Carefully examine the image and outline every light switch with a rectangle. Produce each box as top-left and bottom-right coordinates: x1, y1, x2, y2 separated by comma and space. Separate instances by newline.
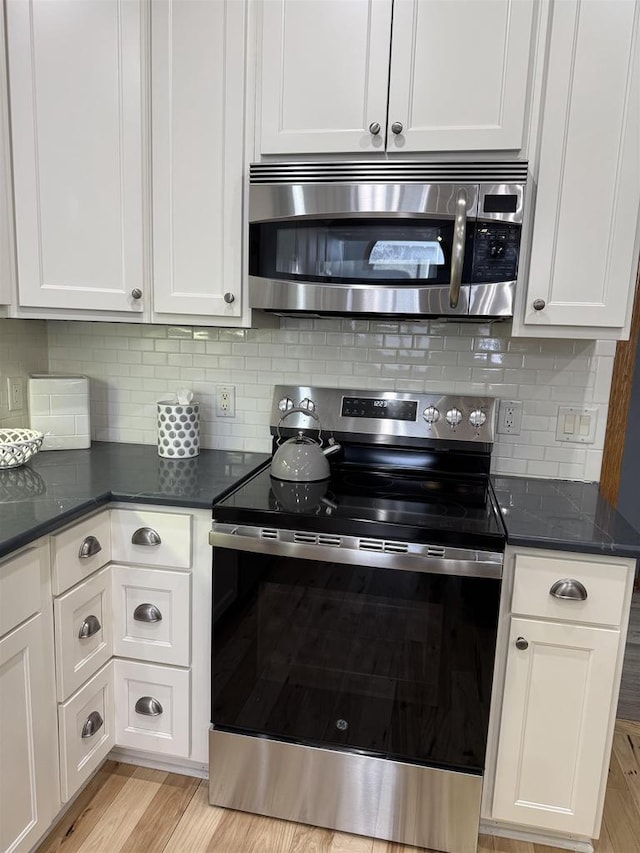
556, 406, 598, 444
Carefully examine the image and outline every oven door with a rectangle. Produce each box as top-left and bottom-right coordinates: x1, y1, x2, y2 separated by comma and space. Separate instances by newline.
211, 526, 500, 775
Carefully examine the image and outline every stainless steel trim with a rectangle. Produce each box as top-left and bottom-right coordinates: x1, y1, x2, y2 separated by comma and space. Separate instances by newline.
210, 523, 503, 579
249, 160, 528, 184
133, 603, 163, 623
249, 182, 480, 222
449, 189, 467, 309
78, 535, 102, 559
81, 711, 103, 738
78, 614, 101, 639
209, 729, 482, 853
134, 696, 163, 717
549, 578, 588, 601
131, 526, 162, 546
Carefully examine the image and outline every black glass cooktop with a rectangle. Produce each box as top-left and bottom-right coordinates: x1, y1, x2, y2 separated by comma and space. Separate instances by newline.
214, 462, 506, 550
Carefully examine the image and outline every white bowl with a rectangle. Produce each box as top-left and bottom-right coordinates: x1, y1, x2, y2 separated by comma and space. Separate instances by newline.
0, 428, 44, 468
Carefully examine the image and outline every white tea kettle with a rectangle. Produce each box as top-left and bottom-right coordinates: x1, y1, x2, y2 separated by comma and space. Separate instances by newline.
270, 407, 341, 482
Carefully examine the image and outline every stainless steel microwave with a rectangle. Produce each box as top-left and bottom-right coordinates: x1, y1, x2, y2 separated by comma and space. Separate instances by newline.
248, 161, 527, 320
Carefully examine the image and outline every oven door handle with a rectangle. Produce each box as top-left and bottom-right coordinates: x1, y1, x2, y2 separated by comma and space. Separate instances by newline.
449, 189, 468, 310
210, 523, 502, 580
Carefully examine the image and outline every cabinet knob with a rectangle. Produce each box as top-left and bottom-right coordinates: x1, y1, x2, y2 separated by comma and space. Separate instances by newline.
368, 121, 381, 135
515, 637, 529, 650
391, 121, 404, 135
532, 298, 546, 311
81, 711, 104, 738
131, 527, 162, 546
131, 288, 142, 300
133, 603, 163, 623
549, 578, 588, 601
223, 292, 235, 304
135, 696, 163, 717
78, 614, 102, 639
78, 535, 102, 559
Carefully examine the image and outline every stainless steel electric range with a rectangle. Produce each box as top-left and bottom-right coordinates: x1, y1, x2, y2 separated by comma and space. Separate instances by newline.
209, 386, 505, 853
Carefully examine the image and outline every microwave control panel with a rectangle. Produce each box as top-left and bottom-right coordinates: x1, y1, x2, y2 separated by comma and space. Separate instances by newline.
471, 222, 521, 283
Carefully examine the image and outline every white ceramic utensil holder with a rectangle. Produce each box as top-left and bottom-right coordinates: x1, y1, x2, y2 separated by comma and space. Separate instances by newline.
157, 400, 200, 458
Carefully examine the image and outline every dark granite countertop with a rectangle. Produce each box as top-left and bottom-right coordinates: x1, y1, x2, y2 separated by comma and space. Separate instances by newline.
0, 442, 269, 559
1, 444, 638, 562
491, 475, 640, 559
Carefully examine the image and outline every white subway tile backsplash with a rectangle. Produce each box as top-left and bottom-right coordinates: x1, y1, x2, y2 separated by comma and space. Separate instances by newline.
44, 318, 617, 481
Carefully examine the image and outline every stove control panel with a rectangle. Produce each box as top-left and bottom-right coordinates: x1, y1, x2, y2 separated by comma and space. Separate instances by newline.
272, 386, 497, 445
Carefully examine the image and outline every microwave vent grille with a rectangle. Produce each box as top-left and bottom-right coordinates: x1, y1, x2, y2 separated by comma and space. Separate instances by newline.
250, 161, 528, 185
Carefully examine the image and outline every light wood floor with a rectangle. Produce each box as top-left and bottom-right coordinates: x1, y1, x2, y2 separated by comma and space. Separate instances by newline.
37, 721, 639, 853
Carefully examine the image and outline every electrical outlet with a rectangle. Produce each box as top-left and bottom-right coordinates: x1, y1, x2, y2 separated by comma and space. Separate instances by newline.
215, 385, 236, 418
7, 377, 25, 412
497, 399, 523, 435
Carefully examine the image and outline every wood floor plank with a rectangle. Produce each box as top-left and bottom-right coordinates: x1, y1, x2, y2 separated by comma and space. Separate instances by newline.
372, 838, 432, 852
601, 787, 640, 853
289, 822, 334, 853
592, 818, 615, 853
118, 772, 199, 853
77, 767, 168, 852
205, 804, 267, 852
328, 830, 374, 852
606, 738, 629, 790
163, 781, 227, 852
476, 835, 495, 852
35, 762, 137, 853
491, 837, 536, 853
237, 812, 298, 853
612, 728, 640, 813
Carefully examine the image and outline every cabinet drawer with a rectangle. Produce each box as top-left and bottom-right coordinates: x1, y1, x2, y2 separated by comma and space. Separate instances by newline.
51, 511, 111, 595
0, 547, 43, 637
58, 661, 114, 803
111, 509, 192, 569
112, 565, 190, 666
54, 566, 113, 701
512, 554, 628, 626
114, 659, 190, 757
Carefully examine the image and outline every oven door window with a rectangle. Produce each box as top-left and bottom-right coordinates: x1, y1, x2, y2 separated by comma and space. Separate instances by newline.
212, 549, 499, 775
249, 219, 474, 285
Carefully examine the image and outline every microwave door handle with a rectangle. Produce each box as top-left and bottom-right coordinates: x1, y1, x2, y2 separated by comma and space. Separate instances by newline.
449, 189, 468, 309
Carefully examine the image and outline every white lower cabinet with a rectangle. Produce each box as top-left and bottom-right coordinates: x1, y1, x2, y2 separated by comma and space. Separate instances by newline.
0, 543, 59, 853
488, 547, 636, 845
58, 662, 115, 802
114, 659, 190, 757
492, 618, 620, 835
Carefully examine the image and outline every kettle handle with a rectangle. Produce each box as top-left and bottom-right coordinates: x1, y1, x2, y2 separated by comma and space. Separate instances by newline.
276, 406, 322, 445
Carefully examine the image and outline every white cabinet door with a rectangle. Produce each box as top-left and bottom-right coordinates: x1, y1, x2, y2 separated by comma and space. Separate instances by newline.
0, 6, 14, 307
0, 614, 59, 853
492, 617, 620, 836
6, 0, 146, 314
259, 0, 392, 155
151, 0, 245, 320
516, 0, 640, 337
388, 0, 534, 153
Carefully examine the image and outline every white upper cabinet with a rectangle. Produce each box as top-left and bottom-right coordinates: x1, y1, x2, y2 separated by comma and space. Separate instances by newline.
151, 0, 246, 321
257, 0, 534, 156
514, 0, 640, 339
6, 0, 146, 315
387, 0, 534, 153
0, 5, 14, 307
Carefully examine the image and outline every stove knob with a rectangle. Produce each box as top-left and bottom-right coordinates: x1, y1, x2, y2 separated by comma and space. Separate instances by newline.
298, 397, 316, 413
469, 409, 487, 428
423, 405, 440, 425
445, 407, 463, 428
278, 397, 294, 414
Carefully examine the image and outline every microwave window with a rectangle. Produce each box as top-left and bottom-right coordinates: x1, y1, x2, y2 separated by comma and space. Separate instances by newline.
250, 219, 463, 285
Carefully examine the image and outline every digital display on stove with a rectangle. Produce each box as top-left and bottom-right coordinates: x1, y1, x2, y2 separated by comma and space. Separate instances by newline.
341, 397, 417, 421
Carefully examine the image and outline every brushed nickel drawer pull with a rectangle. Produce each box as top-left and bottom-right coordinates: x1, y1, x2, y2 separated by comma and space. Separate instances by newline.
81, 711, 104, 738
131, 527, 162, 546
549, 578, 588, 601
133, 603, 163, 623
135, 696, 163, 717
78, 535, 102, 559
78, 614, 102, 639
